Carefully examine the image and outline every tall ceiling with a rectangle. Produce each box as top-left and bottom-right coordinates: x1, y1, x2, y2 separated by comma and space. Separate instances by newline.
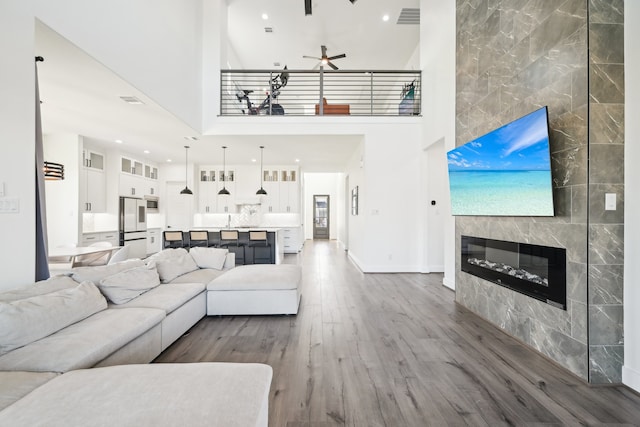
36, 0, 419, 171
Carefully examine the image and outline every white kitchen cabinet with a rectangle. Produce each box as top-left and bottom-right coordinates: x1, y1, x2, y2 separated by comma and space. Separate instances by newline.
281, 226, 303, 253
198, 181, 218, 213
120, 156, 158, 197
279, 169, 299, 213
81, 231, 118, 247
214, 167, 236, 213
147, 228, 162, 255
80, 150, 106, 212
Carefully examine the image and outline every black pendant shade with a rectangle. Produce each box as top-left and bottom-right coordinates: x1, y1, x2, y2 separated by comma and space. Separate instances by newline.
180, 145, 193, 195
218, 146, 230, 195
256, 145, 267, 195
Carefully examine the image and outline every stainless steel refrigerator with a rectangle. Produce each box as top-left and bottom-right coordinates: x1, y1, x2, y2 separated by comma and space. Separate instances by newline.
119, 197, 147, 258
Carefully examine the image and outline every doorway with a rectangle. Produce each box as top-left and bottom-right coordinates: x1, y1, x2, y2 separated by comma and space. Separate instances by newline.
313, 195, 330, 239
165, 181, 193, 231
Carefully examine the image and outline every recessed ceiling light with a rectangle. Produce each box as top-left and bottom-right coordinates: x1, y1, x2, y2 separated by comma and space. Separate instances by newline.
114, 139, 123, 144
295, 158, 300, 163
251, 158, 257, 163
382, 14, 390, 22
166, 159, 172, 163
261, 13, 268, 20
143, 150, 150, 154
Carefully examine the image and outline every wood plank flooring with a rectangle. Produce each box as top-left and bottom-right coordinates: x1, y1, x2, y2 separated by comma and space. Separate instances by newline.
154, 241, 640, 426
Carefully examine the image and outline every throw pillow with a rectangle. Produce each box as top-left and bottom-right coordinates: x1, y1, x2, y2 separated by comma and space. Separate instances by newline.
97, 262, 160, 304
71, 259, 145, 284
0, 275, 78, 303
189, 247, 229, 270
155, 253, 199, 283
0, 282, 107, 356
144, 248, 189, 265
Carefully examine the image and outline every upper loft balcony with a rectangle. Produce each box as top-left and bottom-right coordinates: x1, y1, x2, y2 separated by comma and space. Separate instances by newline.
220, 69, 421, 117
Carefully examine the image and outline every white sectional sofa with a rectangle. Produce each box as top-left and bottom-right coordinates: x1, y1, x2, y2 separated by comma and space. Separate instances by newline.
0, 247, 235, 372
0, 247, 276, 426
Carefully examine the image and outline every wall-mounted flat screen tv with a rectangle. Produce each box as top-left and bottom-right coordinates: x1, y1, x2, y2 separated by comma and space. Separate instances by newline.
447, 106, 554, 216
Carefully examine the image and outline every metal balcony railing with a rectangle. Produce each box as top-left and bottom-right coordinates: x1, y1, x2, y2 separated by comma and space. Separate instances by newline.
220, 69, 421, 117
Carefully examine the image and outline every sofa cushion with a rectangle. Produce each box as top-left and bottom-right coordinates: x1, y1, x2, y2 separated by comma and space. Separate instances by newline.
71, 259, 145, 284
0, 371, 59, 411
0, 275, 79, 302
189, 247, 228, 270
207, 264, 301, 291
0, 307, 165, 372
109, 282, 205, 314
97, 262, 161, 305
0, 282, 107, 356
0, 363, 273, 427
155, 253, 199, 283
169, 268, 226, 285
145, 247, 189, 264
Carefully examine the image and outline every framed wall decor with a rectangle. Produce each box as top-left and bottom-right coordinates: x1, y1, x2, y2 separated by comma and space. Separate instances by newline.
351, 186, 358, 215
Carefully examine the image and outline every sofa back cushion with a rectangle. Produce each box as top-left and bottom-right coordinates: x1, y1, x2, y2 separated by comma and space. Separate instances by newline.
97, 262, 161, 305
189, 247, 229, 270
145, 248, 188, 265
155, 253, 199, 283
71, 259, 145, 284
0, 276, 78, 303
0, 282, 107, 356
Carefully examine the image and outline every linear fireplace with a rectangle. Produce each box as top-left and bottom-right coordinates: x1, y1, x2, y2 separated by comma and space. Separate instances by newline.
461, 235, 567, 309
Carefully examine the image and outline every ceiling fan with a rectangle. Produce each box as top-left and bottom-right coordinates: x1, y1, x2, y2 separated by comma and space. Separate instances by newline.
303, 45, 346, 70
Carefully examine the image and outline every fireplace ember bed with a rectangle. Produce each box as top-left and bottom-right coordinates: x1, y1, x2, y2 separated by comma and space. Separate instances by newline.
461, 235, 567, 309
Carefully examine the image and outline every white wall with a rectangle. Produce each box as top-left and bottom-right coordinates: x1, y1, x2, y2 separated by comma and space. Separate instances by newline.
420, 0, 456, 288
303, 173, 342, 240
623, 0, 640, 393
43, 134, 81, 249
0, 2, 36, 289
33, 0, 203, 131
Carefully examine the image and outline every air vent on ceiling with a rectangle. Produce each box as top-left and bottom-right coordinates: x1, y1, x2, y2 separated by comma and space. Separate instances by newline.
274, 62, 281, 67
264, 27, 273, 33
397, 8, 420, 25
119, 96, 144, 105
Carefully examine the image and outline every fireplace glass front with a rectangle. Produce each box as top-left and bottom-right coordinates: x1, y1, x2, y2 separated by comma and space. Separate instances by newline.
461, 235, 566, 309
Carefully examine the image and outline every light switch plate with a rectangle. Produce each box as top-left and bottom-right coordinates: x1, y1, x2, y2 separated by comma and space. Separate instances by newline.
605, 193, 616, 211
0, 198, 19, 213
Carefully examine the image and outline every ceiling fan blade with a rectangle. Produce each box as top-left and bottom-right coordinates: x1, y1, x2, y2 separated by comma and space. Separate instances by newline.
313, 62, 321, 70
303, 55, 320, 59
321, 45, 327, 57
327, 53, 346, 61
328, 61, 339, 70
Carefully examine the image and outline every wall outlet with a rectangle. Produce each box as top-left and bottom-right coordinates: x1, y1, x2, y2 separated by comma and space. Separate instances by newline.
605, 193, 616, 211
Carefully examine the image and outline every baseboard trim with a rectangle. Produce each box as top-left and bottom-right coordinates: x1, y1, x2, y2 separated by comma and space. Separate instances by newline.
623, 365, 640, 393
442, 277, 455, 290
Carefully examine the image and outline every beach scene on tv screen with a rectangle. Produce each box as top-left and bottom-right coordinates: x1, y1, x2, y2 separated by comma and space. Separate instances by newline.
447, 107, 554, 216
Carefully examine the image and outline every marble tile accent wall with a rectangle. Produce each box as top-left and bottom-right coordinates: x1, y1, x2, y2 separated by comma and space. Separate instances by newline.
455, 0, 624, 383
587, 0, 624, 384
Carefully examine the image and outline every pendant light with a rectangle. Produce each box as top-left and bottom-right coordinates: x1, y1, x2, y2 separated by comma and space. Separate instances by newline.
218, 146, 230, 195
256, 145, 267, 195
179, 145, 193, 195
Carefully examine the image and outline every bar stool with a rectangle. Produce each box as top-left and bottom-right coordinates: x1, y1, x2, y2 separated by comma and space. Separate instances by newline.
248, 231, 271, 264
163, 231, 184, 249
189, 230, 210, 248
219, 230, 245, 265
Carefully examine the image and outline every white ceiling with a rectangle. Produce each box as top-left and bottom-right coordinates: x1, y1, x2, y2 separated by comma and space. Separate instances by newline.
36, 0, 419, 171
